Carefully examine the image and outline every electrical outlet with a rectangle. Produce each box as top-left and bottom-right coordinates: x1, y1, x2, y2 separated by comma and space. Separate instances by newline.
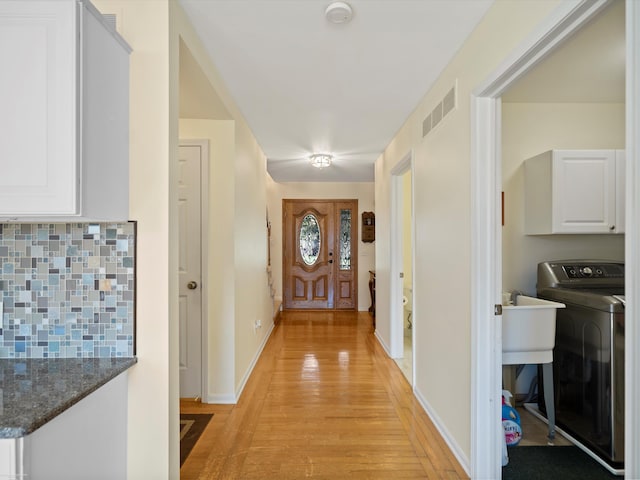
254, 319, 262, 331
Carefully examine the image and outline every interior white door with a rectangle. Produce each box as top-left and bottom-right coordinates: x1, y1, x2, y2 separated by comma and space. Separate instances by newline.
178, 144, 202, 398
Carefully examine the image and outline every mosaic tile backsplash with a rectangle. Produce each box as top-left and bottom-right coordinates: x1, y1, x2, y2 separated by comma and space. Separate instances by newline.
0, 223, 135, 358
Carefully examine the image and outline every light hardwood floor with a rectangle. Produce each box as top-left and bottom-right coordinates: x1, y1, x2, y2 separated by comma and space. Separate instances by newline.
180, 311, 468, 479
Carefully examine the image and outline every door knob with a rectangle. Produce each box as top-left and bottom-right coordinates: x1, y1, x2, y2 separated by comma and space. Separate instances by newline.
187, 281, 198, 290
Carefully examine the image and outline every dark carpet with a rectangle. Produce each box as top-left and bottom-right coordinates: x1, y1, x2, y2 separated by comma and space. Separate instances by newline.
180, 413, 213, 467
503, 446, 620, 480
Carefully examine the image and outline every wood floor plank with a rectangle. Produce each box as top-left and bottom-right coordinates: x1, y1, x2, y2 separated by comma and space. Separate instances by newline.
180, 311, 468, 479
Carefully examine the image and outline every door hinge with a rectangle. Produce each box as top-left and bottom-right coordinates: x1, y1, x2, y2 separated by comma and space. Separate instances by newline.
494, 304, 502, 315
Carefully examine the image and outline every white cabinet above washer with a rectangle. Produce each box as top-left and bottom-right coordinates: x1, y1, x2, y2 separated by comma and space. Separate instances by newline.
0, 0, 131, 222
524, 149, 625, 234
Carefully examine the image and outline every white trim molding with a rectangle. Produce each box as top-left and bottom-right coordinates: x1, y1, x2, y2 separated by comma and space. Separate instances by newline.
204, 393, 237, 405
470, 95, 502, 479
625, 1, 640, 477
234, 322, 275, 402
414, 387, 470, 478
374, 330, 392, 358
389, 151, 413, 359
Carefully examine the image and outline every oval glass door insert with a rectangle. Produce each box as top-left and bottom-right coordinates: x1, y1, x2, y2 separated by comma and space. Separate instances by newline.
300, 214, 321, 265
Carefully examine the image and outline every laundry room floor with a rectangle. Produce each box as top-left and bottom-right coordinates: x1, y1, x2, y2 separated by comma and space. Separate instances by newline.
516, 405, 572, 446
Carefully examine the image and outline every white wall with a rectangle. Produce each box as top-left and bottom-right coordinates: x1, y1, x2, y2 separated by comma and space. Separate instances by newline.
233, 120, 273, 396
374, 0, 564, 468
91, 1, 176, 477
266, 179, 375, 312
502, 102, 625, 295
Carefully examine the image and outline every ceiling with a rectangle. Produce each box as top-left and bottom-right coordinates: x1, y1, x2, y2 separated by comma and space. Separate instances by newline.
178, 0, 494, 182
178, 0, 625, 183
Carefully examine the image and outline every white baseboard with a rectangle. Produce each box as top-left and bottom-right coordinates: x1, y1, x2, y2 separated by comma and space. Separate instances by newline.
202, 323, 275, 405
273, 296, 283, 316
374, 330, 391, 356
234, 322, 275, 400
413, 387, 471, 478
204, 393, 237, 404
374, 330, 470, 476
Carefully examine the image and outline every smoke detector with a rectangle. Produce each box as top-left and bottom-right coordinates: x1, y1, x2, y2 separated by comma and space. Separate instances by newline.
325, 2, 353, 24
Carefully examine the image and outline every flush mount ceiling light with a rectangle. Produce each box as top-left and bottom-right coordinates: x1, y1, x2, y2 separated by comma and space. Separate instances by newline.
309, 153, 333, 169
325, 2, 353, 24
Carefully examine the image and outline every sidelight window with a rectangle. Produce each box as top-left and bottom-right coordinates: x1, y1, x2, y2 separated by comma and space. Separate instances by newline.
339, 209, 351, 270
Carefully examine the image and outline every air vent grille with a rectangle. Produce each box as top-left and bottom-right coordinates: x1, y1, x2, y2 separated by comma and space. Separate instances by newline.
102, 14, 117, 31
422, 82, 457, 137
442, 86, 456, 117
422, 113, 432, 137
432, 103, 443, 127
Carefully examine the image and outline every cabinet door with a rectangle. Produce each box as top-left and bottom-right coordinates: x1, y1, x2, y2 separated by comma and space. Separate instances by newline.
0, 438, 27, 479
551, 150, 616, 233
0, 1, 78, 216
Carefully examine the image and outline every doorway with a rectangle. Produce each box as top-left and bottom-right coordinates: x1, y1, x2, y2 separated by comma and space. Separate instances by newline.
282, 199, 358, 310
178, 140, 209, 399
470, 1, 639, 478
390, 153, 414, 383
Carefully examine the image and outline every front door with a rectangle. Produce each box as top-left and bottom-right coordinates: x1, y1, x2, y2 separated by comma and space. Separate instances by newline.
283, 199, 358, 310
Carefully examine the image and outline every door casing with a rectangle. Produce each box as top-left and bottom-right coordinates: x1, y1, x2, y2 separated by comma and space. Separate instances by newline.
390, 152, 414, 365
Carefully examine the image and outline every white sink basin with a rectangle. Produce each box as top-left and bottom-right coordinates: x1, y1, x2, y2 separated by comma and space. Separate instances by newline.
502, 295, 565, 365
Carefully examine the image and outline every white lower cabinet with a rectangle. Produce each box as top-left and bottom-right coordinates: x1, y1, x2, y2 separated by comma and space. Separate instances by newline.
524, 149, 625, 234
0, 0, 130, 221
0, 373, 127, 480
0, 437, 28, 480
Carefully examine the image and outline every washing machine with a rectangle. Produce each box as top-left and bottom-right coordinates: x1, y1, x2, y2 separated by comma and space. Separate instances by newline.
536, 260, 625, 469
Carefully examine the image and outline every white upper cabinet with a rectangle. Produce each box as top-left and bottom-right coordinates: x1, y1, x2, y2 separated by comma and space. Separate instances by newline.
524, 150, 625, 234
0, 0, 131, 221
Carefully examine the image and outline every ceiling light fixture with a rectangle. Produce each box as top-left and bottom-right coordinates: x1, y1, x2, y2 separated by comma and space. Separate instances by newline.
325, 2, 353, 24
309, 153, 333, 169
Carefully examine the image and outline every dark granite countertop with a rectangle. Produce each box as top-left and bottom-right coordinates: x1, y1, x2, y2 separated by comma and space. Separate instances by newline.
0, 357, 137, 438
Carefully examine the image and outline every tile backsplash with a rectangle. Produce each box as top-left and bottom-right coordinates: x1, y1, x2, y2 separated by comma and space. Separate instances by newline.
0, 223, 135, 358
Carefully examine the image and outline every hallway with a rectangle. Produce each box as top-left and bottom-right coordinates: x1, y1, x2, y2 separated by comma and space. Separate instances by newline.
180, 311, 467, 479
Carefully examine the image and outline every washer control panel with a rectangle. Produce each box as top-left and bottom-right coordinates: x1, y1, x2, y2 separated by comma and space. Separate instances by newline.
538, 260, 625, 290
562, 263, 624, 279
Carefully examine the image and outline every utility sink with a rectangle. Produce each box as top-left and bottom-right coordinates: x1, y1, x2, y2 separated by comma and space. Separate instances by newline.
502, 295, 565, 365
